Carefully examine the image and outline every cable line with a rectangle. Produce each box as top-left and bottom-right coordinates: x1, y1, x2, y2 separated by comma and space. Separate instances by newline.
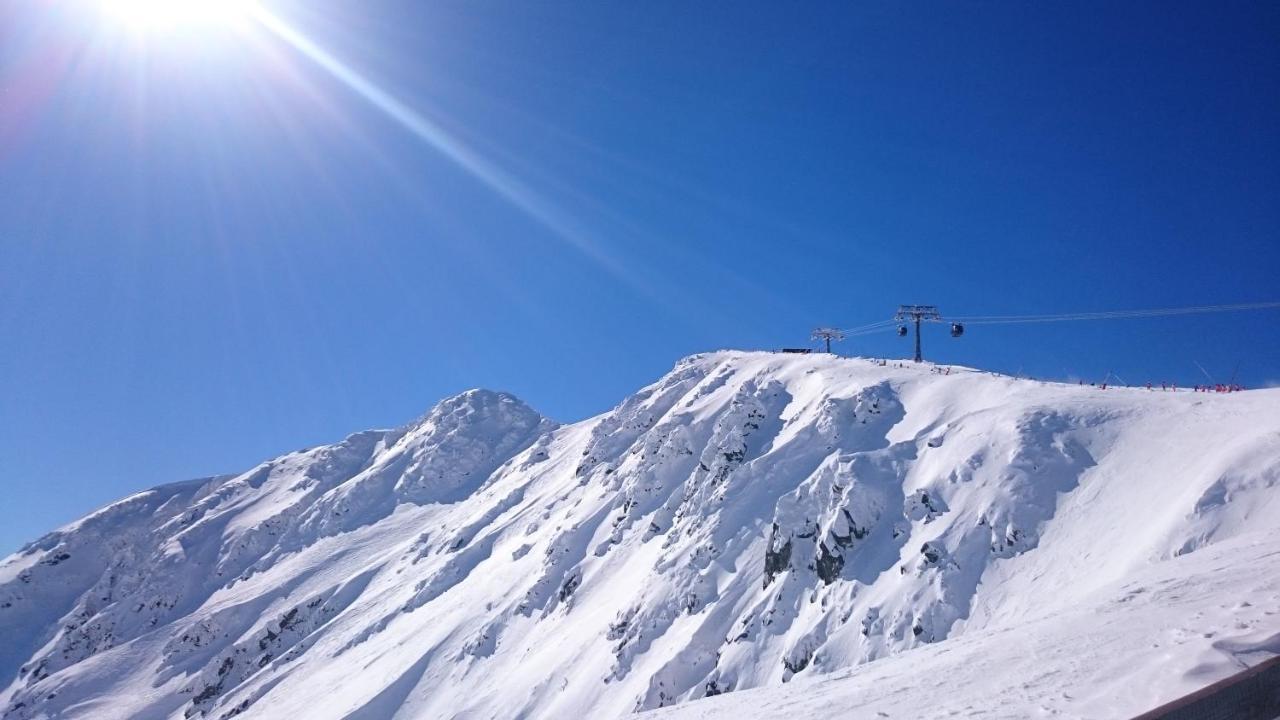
836, 319, 899, 334
813, 300, 1280, 361
950, 301, 1280, 325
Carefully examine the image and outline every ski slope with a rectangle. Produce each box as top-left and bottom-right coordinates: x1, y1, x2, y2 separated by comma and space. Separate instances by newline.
2, 351, 1277, 719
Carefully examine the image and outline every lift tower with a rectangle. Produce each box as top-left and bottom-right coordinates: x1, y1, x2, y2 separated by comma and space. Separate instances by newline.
811, 327, 845, 354
895, 305, 942, 363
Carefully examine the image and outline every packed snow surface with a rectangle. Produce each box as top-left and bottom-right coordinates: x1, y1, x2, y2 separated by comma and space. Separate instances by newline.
2, 351, 1278, 720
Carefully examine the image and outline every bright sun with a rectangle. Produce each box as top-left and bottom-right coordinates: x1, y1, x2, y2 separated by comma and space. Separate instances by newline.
100, 0, 257, 31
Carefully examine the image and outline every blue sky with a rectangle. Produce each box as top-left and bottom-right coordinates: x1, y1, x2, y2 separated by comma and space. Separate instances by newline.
1, 0, 1278, 552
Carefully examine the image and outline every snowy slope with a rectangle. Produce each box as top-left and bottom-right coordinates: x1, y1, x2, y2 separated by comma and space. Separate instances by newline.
642, 527, 1280, 720
2, 351, 1278, 720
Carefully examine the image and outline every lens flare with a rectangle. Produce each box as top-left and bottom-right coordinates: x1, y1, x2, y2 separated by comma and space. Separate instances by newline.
248, 6, 622, 272
100, 0, 256, 31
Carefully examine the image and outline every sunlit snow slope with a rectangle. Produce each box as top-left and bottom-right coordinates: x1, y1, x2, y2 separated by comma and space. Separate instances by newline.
2, 351, 1278, 720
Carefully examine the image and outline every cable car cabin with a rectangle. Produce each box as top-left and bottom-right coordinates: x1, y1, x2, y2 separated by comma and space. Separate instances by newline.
780, 348, 813, 354
896, 325, 908, 337
950, 323, 965, 337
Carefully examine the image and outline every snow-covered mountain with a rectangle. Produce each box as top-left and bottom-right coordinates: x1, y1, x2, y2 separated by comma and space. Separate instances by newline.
2, 351, 1278, 720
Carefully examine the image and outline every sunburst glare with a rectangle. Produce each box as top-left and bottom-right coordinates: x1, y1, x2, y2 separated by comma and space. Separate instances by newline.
98, 0, 258, 32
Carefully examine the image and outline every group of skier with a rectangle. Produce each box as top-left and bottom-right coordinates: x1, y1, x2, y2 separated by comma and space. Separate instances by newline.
1079, 381, 1248, 392
1138, 382, 1246, 392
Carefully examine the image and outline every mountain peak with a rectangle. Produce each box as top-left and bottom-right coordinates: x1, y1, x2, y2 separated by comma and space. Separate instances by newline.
393, 388, 557, 504
416, 387, 546, 427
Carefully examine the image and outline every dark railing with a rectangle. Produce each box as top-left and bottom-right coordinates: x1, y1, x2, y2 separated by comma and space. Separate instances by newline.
1131, 656, 1280, 720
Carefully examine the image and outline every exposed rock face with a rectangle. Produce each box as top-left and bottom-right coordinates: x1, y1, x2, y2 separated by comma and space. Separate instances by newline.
2, 352, 1277, 720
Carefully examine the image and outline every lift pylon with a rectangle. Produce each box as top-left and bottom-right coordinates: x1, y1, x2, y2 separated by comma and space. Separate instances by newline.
894, 305, 942, 362
811, 327, 845, 354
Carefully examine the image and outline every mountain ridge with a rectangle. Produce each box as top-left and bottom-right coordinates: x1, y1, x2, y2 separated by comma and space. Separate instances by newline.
2, 351, 1277, 719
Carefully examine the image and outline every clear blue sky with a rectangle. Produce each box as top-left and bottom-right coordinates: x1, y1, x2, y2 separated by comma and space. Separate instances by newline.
2, 0, 1278, 553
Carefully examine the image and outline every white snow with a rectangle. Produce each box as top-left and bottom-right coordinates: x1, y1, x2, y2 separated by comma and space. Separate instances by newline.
642, 528, 1280, 720
1, 351, 1277, 720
